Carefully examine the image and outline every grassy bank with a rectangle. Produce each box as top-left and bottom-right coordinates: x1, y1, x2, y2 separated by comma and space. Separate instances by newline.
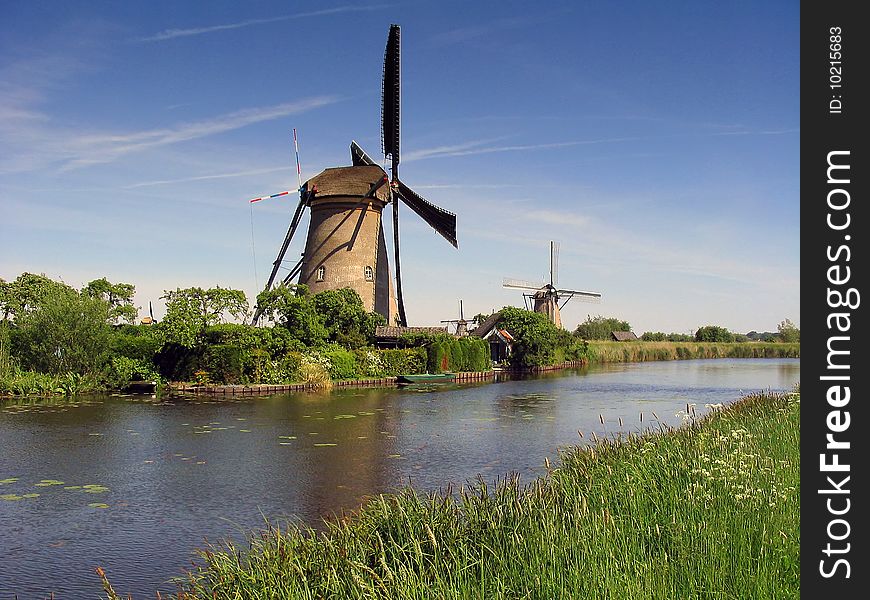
102, 389, 799, 599
587, 340, 800, 363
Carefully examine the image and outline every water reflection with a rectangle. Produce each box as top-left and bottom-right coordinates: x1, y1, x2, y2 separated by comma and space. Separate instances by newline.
0, 358, 799, 597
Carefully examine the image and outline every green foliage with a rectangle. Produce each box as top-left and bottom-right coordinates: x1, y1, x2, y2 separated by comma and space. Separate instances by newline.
0, 272, 77, 321
202, 345, 245, 384
322, 347, 357, 380
641, 332, 694, 342
312, 288, 385, 348
0, 321, 13, 378
777, 319, 800, 343
110, 325, 162, 363
497, 306, 560, 367
12, 287, 112, 375
81, 278, 138, 325
425, 335, 490, 373
574, 314, 632, 340
108, 356, 161, 388
397, 332, 437, 348
158, 286, 249, 348
695, 325, 736, 343
353, 348, 386, 378
256, 285, 328, 347
257, 286, 384, 350
377, 348, 428, 376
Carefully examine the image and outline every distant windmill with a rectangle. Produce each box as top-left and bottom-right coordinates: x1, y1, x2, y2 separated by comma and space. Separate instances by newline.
503, 241, 601, 328
250, 24, 457, 327
441, 300, 469, 336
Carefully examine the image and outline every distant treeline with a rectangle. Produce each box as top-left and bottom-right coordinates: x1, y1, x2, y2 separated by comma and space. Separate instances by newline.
0, 273, 799, 397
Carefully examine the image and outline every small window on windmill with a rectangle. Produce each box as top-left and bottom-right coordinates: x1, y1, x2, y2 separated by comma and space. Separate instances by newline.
316, 266, 326, 281
364, 265, 374, 281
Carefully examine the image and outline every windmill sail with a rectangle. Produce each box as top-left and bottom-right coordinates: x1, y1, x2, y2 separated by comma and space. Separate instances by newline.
382, 24, 401, 163
394, 180, 457, 247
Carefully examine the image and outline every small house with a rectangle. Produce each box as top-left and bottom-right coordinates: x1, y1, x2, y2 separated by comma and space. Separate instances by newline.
469, 311, 513, 363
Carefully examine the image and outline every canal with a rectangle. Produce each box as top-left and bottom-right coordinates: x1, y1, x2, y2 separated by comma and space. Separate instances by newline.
0, 358, 799, 597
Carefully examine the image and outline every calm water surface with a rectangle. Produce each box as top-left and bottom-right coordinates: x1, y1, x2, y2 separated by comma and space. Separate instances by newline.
0, 358, 799, 597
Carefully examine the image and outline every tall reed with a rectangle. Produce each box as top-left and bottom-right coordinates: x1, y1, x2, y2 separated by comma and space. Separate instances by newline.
587, 341, 799, 363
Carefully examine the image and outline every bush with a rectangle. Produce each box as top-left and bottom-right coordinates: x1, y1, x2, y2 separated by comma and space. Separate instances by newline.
109, 356, 161, 388
378, 348, 427, 376
353, 349, 386, 378
324, 348, 357, 380
202, 344, 245, 384
497, 307, 560, 368
574, 315, 632, 340
695, 325, 736, 343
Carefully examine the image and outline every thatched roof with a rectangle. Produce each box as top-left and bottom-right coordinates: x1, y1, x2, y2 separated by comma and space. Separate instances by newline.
469, 311, 503, 338
305, 166, 390, 201
611, 331, 638, 341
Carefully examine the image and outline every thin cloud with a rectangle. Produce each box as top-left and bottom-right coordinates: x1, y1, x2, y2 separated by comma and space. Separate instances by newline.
62, 96, 340, 170
713, 128, 799, 136
124, 167, 292, 189
404, 137, 645, 161
138, 5, 393, 42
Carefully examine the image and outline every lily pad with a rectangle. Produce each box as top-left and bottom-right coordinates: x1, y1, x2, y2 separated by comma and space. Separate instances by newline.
64, 486, 82, 490
313, 443, 337, 447
239, 429, 251, 433
35, 480, 65, 487
88, 503, 109, 509
1, 494, 24, 501
0, 478, 19, 485
278, 435, 297, 440
21, 493, 40, 499
334, 414, 357, 419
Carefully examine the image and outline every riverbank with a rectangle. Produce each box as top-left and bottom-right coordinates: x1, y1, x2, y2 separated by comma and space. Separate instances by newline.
100, 388, 799, 599
164, 346, 798, 396
587, 340, 799, 362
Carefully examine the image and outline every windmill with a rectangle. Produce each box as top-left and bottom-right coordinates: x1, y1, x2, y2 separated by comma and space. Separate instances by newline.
440, 300, 469, 336
250, 24, 457, 327
503, 241, 602, 328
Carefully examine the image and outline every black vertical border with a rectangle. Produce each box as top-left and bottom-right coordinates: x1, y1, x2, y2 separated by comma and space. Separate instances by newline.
801, 1, 867, 596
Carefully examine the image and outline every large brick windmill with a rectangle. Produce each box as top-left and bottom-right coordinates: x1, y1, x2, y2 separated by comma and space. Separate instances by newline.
251, 25, 457, 326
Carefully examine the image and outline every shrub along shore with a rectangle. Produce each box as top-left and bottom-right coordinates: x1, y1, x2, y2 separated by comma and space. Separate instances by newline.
98, 389, 799, 599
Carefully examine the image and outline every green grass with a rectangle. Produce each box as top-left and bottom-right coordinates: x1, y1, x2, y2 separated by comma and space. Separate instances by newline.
587, 341, 800, 363
99, 389, 799, 599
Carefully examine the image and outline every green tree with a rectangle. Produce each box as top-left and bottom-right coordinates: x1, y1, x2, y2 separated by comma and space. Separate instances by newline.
82, 277, 138, 325
256, 285, 328, 347
497, 306, 560, 367
694, 325, 735, 343
158, 286, 249, 348
0, 272, 77, 321
12, 286, 112, 375
777, 319, 800, 343
574, 315, 632, 340
311, 288, 385, 348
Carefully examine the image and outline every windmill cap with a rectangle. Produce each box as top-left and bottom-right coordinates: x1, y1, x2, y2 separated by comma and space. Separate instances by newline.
304, 165, 391, 201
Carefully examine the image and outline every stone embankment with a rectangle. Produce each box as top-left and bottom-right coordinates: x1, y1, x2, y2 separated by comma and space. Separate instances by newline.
169, 370, 498, 395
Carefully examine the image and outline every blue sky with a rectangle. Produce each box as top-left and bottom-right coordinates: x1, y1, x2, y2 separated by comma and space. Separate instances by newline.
0, 1, 799, 334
